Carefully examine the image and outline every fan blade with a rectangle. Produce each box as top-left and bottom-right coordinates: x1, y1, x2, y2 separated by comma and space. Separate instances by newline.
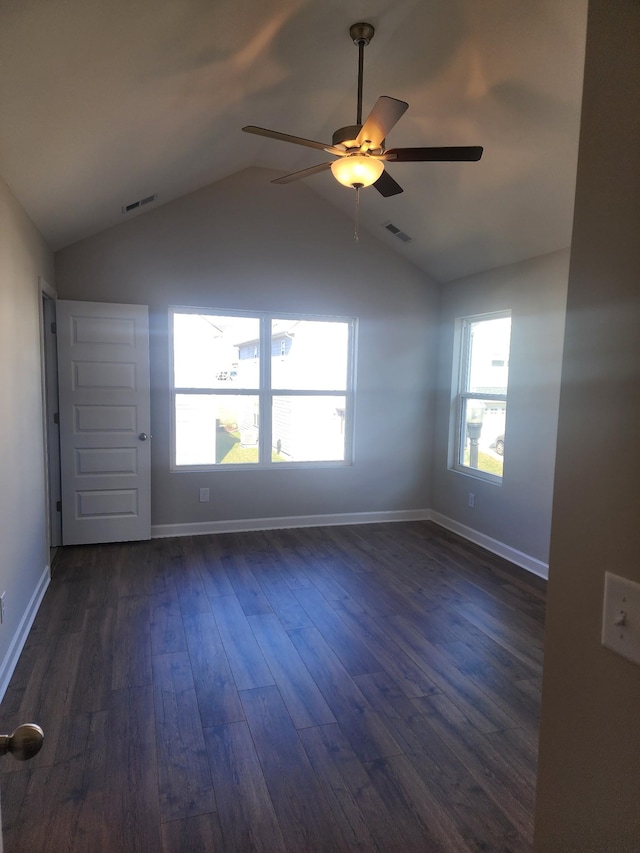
243, 126, 329, 152
373, 169, 403, 197
384, 146, 483, 162
356, 96, 408, 149
271, 162, 333, 185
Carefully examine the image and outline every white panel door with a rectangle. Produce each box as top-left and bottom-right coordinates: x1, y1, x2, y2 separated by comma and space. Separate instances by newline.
57, 301, 151, 544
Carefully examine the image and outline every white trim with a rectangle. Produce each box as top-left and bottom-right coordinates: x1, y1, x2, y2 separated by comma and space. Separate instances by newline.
0, 565, 51, 703
430, 511, 549, 579
152, 508, 431, 539
38, 275, 58, 300
39, 280, 62, 550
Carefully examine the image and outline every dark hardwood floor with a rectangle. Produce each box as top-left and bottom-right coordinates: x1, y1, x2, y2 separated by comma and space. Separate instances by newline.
0, 521, 545, 852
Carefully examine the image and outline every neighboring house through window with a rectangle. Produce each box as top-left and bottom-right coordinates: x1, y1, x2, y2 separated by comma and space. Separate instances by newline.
452, 311, 511, 482
170, 308, 355, 469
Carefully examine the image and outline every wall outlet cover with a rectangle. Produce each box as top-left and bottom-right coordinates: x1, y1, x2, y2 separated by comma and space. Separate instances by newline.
602, 571, 640, 665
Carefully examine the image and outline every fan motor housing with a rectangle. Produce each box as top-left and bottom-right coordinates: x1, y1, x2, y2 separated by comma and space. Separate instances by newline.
332, 124, 385, 153
332, 125, 361, 148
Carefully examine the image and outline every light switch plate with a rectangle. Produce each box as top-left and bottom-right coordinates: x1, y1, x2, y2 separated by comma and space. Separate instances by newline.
602, 571, 640, 665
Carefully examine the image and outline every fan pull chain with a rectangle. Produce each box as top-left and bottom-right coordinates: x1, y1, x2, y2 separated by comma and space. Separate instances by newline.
354, 186, 360, 242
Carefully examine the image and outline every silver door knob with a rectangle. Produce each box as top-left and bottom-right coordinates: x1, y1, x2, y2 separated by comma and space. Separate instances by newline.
138, 433, 148, 441
0, 723, 44, 761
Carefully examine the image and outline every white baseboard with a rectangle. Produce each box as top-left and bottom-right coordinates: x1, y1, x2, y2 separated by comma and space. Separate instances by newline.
430, 511, 549, 579
152, 508, 431, 539
0, 564, 51, 703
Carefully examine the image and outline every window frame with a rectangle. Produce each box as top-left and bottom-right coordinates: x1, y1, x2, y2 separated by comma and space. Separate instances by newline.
169, 306, 357, 472
452, 310, 511, 484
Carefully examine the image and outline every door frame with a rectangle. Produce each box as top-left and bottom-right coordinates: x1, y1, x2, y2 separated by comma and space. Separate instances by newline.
38, 277, 62, 554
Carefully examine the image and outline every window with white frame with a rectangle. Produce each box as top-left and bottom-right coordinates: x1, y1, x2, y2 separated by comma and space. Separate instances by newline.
170, 308, 355, 469
453, 311, 511, 481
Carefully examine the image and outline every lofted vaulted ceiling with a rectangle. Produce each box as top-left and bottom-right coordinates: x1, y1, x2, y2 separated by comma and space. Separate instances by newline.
0, 0, 588, 283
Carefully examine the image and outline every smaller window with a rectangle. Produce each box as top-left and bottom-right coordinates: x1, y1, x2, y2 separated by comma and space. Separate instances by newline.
452, 311, 511, 482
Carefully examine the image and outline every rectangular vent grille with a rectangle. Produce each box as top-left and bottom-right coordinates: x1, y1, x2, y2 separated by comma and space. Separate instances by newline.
121, 193, 157, 214
383, 221, 412, 243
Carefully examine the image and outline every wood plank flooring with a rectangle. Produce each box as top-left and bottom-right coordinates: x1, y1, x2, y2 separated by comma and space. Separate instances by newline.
0, 521, 545, 852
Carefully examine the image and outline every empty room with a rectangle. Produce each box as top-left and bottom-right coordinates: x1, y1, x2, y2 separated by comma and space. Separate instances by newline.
0, 1, 638, 850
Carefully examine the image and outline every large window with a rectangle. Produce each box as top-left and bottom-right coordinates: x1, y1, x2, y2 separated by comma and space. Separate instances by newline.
170, 308, 355, 469
453, 311, 511, 482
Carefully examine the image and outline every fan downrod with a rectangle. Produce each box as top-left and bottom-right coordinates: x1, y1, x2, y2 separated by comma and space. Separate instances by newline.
350, 22, 374, 46
350, 23, 375, 126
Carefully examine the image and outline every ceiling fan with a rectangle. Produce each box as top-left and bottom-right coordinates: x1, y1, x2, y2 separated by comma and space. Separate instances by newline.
243, 22, 483, 197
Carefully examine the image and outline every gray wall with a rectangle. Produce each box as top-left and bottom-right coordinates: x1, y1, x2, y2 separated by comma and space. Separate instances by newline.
432, 250, 569, 567
55, 167, 439, 529
535, 1, 640, 847
0, 175, 54, 685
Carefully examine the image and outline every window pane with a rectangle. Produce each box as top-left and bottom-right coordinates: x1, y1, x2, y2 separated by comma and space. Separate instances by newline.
271, 320, 349, 390
175, 394, 259, 465
458, 397, 505, 477
272, 396, 346, 462
466, 316, 511, 394
173, 313, 260, 389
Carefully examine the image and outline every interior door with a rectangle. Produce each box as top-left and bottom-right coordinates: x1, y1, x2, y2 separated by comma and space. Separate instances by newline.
56, 300, 151, 545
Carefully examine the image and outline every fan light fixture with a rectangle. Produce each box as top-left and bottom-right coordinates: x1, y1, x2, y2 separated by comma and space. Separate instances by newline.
330, 154, 384, 189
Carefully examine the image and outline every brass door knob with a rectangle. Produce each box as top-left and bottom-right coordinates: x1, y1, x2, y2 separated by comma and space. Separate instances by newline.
0, 723, 44, 761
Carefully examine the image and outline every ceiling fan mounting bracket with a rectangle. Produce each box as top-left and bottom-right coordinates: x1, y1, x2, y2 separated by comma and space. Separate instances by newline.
350, 22, 375, 46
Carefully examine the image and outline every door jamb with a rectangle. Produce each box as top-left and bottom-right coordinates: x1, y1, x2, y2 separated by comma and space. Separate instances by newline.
38, 277, 62, 556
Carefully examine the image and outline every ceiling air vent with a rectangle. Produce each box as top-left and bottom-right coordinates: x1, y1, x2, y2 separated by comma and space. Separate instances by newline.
383, 221, 412, 243
121, 193, 157, 214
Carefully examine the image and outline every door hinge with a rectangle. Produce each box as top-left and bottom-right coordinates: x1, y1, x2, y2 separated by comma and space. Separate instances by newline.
50, 322, 57, 334
56, 500, 62, 512
53, 412, 59, 425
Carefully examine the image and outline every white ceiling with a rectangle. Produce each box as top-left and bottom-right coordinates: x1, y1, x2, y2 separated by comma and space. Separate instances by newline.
0, 0, 588, 283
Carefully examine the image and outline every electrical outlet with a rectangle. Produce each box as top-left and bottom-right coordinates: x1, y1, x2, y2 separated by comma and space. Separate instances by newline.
199, 487, 210, 502
0, 592, 6, 624
468, 492, 475, 508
